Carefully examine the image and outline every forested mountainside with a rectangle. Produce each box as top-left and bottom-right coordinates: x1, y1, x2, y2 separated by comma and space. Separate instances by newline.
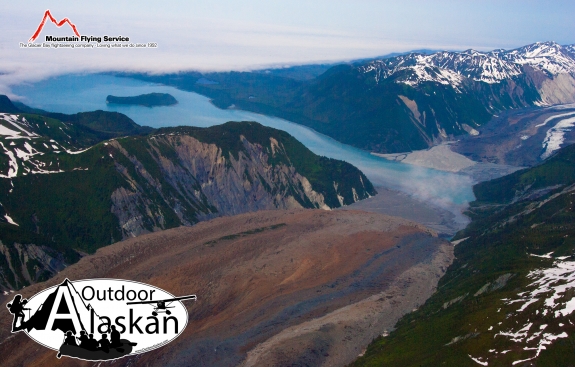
351, 143, 575, 366
127, 42, 575, 153
0, 99, 375, 291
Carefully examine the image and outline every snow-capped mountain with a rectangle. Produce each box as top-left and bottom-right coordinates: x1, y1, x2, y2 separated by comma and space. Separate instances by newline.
127, 41, 575, 154
359, 42, 575, 87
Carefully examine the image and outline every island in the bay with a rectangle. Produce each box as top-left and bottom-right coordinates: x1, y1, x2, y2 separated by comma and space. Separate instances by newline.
106, 93, 178, 107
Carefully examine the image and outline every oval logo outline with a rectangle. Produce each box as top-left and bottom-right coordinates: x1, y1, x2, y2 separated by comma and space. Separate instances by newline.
7, 278, 193, 361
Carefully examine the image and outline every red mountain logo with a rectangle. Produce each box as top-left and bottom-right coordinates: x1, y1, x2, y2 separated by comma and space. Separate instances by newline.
29, 10, 81, 42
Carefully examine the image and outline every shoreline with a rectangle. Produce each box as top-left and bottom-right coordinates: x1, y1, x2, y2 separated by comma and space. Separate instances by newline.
372, 143, 476, 173
372, 143, 523, 183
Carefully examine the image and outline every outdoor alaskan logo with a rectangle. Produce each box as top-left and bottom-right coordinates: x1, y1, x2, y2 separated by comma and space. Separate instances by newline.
21, 9, 157, 49
6, 278, 196, 361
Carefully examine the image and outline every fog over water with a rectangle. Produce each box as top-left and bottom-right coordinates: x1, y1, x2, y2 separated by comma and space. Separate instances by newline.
2, 1, 574, 96
11, 73, 474, 223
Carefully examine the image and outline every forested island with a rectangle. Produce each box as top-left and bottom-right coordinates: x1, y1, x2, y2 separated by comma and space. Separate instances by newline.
106, 93, 178, 107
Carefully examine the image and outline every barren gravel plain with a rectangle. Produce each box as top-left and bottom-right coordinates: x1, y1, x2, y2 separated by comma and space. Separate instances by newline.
0, 209, 452, 367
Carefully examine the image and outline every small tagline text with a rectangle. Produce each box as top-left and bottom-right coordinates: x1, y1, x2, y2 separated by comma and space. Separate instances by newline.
20, 42, 157, 49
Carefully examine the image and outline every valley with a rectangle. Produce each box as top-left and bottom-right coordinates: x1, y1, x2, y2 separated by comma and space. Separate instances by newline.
452, 104, 575, 167
352, 135, 575, 366
10, 73, 476, 215
2, 40, 575, 366
1, 0, 574, 364
342, 186, 463, 237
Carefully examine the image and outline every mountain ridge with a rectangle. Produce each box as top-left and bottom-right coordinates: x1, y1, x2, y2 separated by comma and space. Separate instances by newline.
360, 41, 575, 87
125, 41, 575, 154
0, 102, 376, 291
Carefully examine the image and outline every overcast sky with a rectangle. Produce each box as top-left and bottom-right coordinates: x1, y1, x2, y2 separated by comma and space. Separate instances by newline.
1, 0, 574, 92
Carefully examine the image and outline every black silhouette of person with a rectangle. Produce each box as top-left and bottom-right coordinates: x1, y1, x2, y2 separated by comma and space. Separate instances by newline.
7, 295, 30, 332
78, 330, 89, 348
86, 333, 99, 351
63, 330, 78, 346
98, 333, 111, 353
110, 325, 121, 348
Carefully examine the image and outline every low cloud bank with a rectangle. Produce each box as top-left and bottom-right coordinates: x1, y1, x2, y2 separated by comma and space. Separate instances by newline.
0, 7, 493, 96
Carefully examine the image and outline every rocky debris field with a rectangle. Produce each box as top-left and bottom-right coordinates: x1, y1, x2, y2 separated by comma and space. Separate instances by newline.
0, 209, 452, 367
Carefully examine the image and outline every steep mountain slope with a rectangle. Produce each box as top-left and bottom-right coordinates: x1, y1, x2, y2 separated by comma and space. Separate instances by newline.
0, 107, 376, 291
351, 143, 575, 366
0, 209, 452, 367
0, 107, 156, 290
128, 42, 575, 153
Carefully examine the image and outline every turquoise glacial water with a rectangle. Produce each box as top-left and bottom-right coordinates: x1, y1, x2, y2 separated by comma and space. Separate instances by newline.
11, 73, 475, 209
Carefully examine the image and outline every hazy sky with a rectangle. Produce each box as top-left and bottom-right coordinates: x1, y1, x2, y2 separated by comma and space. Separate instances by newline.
1, 0, 574, 92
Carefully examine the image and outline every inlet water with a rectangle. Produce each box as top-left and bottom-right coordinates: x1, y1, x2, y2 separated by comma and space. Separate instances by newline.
11, 74, 475, 210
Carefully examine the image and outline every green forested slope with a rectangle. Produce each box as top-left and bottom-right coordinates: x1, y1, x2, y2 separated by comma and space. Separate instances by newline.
352, 144, 575, 366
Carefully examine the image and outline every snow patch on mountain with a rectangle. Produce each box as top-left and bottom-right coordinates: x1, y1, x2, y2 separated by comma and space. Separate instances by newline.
0, 125, 23, 138
474, 255, 575, 365
0, 142, 18, 178
540, 115, 575, 159
0, 114, 38, 137
4, 213, 18, 226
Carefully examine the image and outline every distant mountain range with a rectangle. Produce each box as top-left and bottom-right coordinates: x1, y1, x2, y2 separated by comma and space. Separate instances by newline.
0, 97, 375, 291
360, 41, 575, 87
127, 41, 575, 153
